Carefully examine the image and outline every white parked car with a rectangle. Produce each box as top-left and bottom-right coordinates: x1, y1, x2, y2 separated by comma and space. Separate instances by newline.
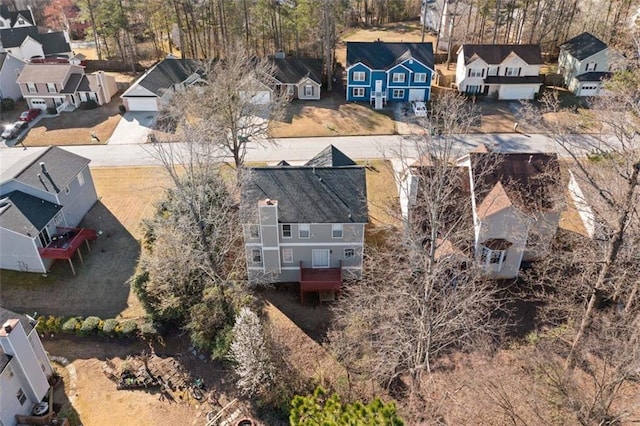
412, 101, 427, 117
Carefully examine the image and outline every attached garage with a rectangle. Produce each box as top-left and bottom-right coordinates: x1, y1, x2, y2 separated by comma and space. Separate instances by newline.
124, 97, 159, 112
29, 99, 47, 110
409, 89, 426, 101
577, 83, 601, 96
498, 85, 537, 100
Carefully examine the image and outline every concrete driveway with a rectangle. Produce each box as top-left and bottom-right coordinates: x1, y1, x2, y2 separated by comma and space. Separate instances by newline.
109, 112, 157, 144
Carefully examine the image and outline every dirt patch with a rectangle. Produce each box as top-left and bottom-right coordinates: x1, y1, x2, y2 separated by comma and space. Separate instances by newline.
270, 93, 396, 137
21, 95, 124, 147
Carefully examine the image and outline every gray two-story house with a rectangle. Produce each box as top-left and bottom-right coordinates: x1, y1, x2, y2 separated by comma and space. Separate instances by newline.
0, 147, 98, 274
240, 145, 368, 302
558, 32, 614, 97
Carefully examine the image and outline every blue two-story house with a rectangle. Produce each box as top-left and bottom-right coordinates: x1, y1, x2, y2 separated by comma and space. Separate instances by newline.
346, 41, 434, 109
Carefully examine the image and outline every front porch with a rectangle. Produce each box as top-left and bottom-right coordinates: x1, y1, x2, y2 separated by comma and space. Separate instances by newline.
39, 227, 97, 275
298, 260, 342, 304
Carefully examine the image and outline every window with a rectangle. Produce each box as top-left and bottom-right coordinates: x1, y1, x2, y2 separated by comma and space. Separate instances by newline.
392, 73, 405, 83
17, 19, 25, 25
251, 248, 262, 263
414, 73, 427, 83
332, 224, 343, 238
17, 388, 26, 405
344, 248, 355, 259
38, 228, 51, 248
392, 89, 404, 98
282, 248, 293, 263
249, 225, 260, 239
469, 68, 483, 77
353, 71, 365, 82
27, 82, 36, 93
286, 85, 294, 95
304, 85, 313, 96
466, 85, 482, 94
481, 246, 506, 269
312, 249, 330, 268
299, 224, 310, 238
77, 170, 85, 187
487, 66, 498, 76
586, 62, 597, 71
352, 87, 365, 97
282, 224, 292, 238
505, 67, 520, 76
47, 83, 57, 93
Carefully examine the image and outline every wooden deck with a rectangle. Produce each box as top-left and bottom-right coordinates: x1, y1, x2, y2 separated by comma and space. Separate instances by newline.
298, 261, 342, 303
39, 227, 97, 275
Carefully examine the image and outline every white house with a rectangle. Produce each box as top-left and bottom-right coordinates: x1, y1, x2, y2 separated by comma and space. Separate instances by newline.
0, 308, 54, 426
455, 44, 544, 100
558, 32, 615, 97
0, 52, 26, 100
0, 5, 35, 29
0, 27, 71, 61
271, 55, 323, 101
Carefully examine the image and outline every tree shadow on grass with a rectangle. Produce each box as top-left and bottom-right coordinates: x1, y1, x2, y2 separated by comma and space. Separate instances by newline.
1, 201, 139, 318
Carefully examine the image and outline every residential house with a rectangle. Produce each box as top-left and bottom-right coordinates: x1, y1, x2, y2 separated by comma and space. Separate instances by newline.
121, 58, 204, 111
16, 63, 117, 111
0, 26, 71, 61
271, 55, 322, 100
0, 52, 26, 100
346, 41, 434, 109
0, 5, 35, 29
455, 44, 544, 99
404, 146, 563, 279
558, 32, 614, 96
0, 146, 98, 274
240, 145, 368, 301
0, 307, 55, 426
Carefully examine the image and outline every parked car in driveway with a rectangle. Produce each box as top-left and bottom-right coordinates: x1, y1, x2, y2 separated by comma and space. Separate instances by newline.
412, 101, 427, 116
19, 109, 42, 122
2, 121, 28, 139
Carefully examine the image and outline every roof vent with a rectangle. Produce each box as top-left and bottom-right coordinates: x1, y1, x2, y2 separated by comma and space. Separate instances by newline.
3, 321, 12, 334
0, 198, 10, 215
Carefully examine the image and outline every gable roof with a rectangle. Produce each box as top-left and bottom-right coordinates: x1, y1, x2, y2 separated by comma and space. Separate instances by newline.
16, 63, 82, 84
560, 32, 607, 61
4, 146, 90, 194
0, 190, 62, 235
347, 41, 434, 70
0, 5, 34, 26
477, 181, 514, 218
0, 305, 35, 374
0, 26, 38, 48
469, 152, 562, 213
271, 57, 322, 85
39, 31, 71, 56
460, 44, 543, 65
305, 145, 357, 167
127, 58, 203, 96
0, 27, 70, 56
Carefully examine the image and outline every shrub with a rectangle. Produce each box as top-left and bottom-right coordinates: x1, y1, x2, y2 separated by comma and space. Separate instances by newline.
102, 319, 119, 336
79, 316, 102, 336
118, 104, 127, 114
139, 322, 158, 337
37, 316, 62, 334
46, 107, 57, 115
61, 317, 81, 333
1, 98, 15, 112
120, 320, 138, 337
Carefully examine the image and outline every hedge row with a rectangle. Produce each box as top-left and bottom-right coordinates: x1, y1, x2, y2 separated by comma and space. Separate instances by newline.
36, 315, 157, 339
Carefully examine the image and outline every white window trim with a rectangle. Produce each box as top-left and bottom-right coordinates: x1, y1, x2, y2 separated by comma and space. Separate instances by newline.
392, 73, 405, 83
249, 225, 260, 239
251, 248, 262, 264
47, 83, 57, 93
414, 73, 427, 83
392, 89, 404, 98
332, 224, 343, 239
353, 71, 365, 82
77, 170, 85, 186
312, 249, 330, 268
27, 82, 36, 93
304, 85, 313, 96
505, 67, 520, 76
281, 224, 292, 239
469, 69, 482, 77
282, 248, 293, 263
352, 87, 365, 97
481, 246, 506, 270
299, 224, 310, 239
344, 248, 355, 258
586, 62, 597, 71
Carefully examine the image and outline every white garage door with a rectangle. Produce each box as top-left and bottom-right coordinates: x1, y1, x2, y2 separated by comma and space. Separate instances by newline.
579, 84, 600, 96
499, 85, 535, 100
251, 91, 271, 105
125, 97, 159, 112
409, 89, 426, 101
29, 99, 47, 110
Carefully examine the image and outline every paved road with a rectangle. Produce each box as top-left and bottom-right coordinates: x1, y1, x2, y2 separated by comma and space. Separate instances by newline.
0, 133, 616, 168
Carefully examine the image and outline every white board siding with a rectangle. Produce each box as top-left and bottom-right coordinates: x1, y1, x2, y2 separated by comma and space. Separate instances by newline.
125, 97, 159, 111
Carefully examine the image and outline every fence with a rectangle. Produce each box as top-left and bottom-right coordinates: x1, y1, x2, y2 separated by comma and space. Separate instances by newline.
84, 60, 144, 73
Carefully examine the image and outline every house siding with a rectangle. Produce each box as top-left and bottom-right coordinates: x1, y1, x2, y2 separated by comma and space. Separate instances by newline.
0, 228, 45, 273
0, 55, 26, 100
54, 166, 98, 227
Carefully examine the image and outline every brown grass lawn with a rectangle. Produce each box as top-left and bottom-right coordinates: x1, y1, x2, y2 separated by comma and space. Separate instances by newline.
363, 160, 401, 228
270, 94, 396, 137
0, 167, 173, 320
22, 95, 124, 146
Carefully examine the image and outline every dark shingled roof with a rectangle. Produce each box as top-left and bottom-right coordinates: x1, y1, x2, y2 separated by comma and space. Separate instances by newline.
0, 5, 34, 26
347, 41, 434, 70
305, 145, 357, 167
12, 146, 90, 193
469, 152, 562, 212
0, 190, 62, 235
560, 32, 607, 61
576, 71, 611, 82
76, 75, 91, 92
136, 58, 202, 96
460, 44, 543, 65
484, 75, 544, 84
0, 306, 35, 374
272, 57, 322, 84
0, 27, 70, 56
240, 165, 368, 224
61, 73, 83, 94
